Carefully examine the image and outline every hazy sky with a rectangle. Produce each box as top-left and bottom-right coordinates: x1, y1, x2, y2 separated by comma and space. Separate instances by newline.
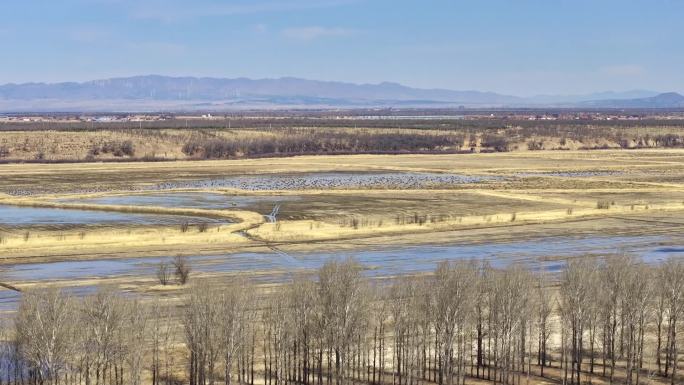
1, 0, 683, 96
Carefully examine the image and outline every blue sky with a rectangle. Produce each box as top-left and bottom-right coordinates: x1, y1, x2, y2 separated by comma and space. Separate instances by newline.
1, 0, 682, 96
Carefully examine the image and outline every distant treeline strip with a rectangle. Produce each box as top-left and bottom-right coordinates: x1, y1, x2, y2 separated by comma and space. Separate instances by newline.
1, 122, 684, 163
181, 131, 466, 159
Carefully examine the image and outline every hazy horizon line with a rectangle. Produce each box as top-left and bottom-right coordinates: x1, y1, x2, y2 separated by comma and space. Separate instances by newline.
0, 74, 678, 99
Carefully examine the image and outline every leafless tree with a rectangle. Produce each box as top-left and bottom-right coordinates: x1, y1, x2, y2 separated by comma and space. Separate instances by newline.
218, 278, 255, 385
174, 256, 191, 285
184, 281, 222, 385
14, 288, 77, 385
622, 263, 654, 385
150, 300, 175, 385
318, 258, 369, 385
662, 257, 684, 385
488, 266, 532, 385
80, 288, 129, 385
559, 258, 597, 385
535, 269, 553, 377
123, 300, 151, 385
4, 254, 684, 385
157, 260, 171, 286
598, 255, 629, 383
431, 261, 477, 385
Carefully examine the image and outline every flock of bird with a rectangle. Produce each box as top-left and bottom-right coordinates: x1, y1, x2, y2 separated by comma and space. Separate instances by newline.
150, 172, 497, 192
2, 172, 500, 198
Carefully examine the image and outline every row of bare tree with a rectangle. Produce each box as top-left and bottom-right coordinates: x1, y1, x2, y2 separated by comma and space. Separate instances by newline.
1, 256, 682, 385
181, 131, 464, 159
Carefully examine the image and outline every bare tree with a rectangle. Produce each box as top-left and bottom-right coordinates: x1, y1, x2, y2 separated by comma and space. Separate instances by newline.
14, 288, 77, 384
535, 269, 553, 377
174, 256, 191, 285
318, 258, 369, 385
622, 263, 654, 385
431, 261, 477, 385
219, 278, 255, 385
488, 266, 532, 385
184, 281, 222, 385
150, 300, 175, 385
287, 275, 318, 385
157, 260, 171, 286
598, 255, 629, 383
662, 257, 684, 385
5, 254, 684, 385
559, 258, 597, 385
124, 300, 151, 385
80, 288, 129, 385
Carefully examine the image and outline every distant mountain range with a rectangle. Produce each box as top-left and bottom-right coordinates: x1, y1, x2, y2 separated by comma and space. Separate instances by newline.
0, 75, 682, 112
579, 92, 684, 108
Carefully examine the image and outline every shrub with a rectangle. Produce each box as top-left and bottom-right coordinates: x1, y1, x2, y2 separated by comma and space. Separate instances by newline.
527, 140, 543, 151
173, 255, 191, 285
481, 134, 510, 152
91, 140, 135, 157
157, 260, 171, 285
180, 222, 189, 233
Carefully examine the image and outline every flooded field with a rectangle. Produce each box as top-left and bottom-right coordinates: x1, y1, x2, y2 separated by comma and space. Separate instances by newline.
1, 232, 682, 312
4, 233, 681, 282
61, 192, 300, 210
0, 204, 227, 227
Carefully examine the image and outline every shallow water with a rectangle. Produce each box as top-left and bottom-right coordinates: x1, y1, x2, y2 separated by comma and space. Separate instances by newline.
0, 204, 226, 226
63, 192, 300, 210
0, 285, 98, 312
2, 234, 679, 284
0, 233, 681, 312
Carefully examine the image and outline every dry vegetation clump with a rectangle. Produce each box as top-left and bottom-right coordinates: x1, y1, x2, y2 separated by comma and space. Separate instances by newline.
156, 259, 171, 285
173, 255, 191, 285
2, 256, 683, 385
86, 139, 135, 158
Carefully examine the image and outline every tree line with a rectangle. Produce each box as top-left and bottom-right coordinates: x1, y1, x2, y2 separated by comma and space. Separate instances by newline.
2, 122, 684, 163
181, 130, 465, 159
179, 127, 684, 159
1, 255, 682, 385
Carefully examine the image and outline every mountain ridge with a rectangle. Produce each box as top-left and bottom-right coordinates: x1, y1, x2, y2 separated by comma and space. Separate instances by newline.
0, 75, 521, 104
0, 75, 681, 111
580, 92, 684, 108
